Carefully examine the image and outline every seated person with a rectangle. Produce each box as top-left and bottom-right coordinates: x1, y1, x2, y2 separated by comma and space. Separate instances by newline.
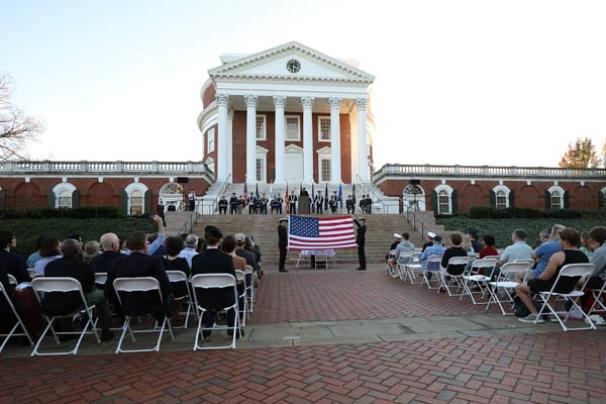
498, 229, 533, 266
162, 236, 190, 299
479, 235, 499, 259
27, 236, 46, 269
516, 228, 589, 323
178, 234, 199, 268
90, 233, 126, 276
530, 224, 565, 280
221, 235, 247, 271
390, 233, 415, 269
441, 233, 468, 276
585, 226, 606, 291
33, 238, 62, 277
105, 231, 173, 323
420, 235, 445, 275
43, 239, 114, 341
0, 230, 31, 283
191, 226, 238, 341
234, 233, 257, 272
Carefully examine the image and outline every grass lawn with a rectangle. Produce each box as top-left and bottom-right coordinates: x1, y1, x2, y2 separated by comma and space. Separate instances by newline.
437, 216, 606, 248
0, 218, 156, 256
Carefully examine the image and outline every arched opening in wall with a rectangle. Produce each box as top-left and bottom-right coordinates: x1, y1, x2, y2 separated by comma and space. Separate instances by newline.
519, 185, 540, 209
13, 182, 44, 211
130, 190, 144, 216
87, 182, 115, 206
159, 182, 185, 212
402, 184, 425, 212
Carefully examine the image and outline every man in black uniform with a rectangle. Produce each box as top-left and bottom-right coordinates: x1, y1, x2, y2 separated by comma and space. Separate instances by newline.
365, 195, 373, 214
353, 217, 367, 271
346, 194, 355, 214
314, 191, 324, 214
278, 218, 289, 272
288, 191, 297, 214
329, 192, 338, 213
156, 199, 166, 226
218, 195, 228, 215
248, 193, 257, 214
260, 193, 268, 214
229, 193, 239, 214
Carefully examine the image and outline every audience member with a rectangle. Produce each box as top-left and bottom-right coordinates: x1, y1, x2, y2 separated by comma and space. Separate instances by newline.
499, 229, 533, 266
531, 224, 565, 279
26, 236, 46, 268
234, 233, 257, 271
179, 234, 199, 268
516, 228, 589, 323
420, 235, 445, 273
83, 240, 100, 265
422, 232, 436, 252
479, 235, 499, 259
580, 231, 593, 259
162, 236, 190, 299
0, 230, 30, 283
588, 226, 606, 283
90, 233, 126, 275
33, 238, 62, 277
441, 233, 468, 276
221, 235, 246, 271
393, 232, 415, 262
43, 239, 114, 341
466, 229, 482, 253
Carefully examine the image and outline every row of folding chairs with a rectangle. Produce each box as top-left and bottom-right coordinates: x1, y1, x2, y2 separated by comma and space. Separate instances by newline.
389, 252, 604, 332
1, 269, 255, 356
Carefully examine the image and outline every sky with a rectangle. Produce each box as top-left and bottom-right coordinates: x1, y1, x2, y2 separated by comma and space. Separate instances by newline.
2, 0, 606, 168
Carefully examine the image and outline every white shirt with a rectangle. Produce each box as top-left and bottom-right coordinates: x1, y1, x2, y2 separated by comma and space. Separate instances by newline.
179, 247, 198, 268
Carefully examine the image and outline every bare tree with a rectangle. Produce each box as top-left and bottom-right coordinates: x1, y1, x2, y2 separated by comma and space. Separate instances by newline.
0, 74, 43, 160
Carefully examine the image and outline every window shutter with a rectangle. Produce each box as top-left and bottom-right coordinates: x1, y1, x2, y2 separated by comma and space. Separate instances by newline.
489, 190, 496, 208
451, 190, 458, 214
0, 189, 5, 209
599, 191, 605, 209
431, 190, 438, 213
144, 190, 151, 215
544, 191, 551, 210
563, 191, 570, 209
121, 190, 128, 216
72, 189, 80, 209
48, 190, 56, 208
509, 190, 515, 208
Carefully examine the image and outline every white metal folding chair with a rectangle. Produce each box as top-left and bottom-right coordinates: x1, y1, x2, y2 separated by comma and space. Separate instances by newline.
244, 265, 255, 313
113, 277, 175, 354
397, 252, 417, 284
534, 263, 596, 331
587, 280, 606, 317
235, 270, 249, 326
191, 273, 240, 350
438, 257, 472, 296
27, 268, 37, 279
31, 277, 100, 356
387, 249, 397, 278
94, 272, 107, 289
0, 279, 34, 354
422, 255, 443, 289
461, 258, 498, 304
485, 262, 530, 315
166, 270, 194, 329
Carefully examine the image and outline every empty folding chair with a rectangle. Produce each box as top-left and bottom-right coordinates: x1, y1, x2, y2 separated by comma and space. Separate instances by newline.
587, 281, 606, 318
113, 277, 175, 354
422, 255, 443, 289
235, 270, 249, 326
166, 270, 194, 329
0, 279, 34, 354
397, 252, 415, 284
461, 258, 498, 304
31, 277, 100, 356
438, 257, 472, 296
534, 263, 596, 331
485, 262, 530, 315
191, 273, 241, 350
244, 265, 255, 313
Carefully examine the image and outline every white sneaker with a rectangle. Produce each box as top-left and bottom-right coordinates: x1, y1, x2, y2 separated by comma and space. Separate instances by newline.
518, 313, 544, 324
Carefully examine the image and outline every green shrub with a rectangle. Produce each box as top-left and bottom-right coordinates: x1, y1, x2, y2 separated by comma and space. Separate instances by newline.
468, 207, 583, 219
2, 206, 122, 219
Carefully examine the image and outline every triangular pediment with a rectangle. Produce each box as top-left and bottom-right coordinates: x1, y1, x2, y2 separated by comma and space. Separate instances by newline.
209, 41, 374, 84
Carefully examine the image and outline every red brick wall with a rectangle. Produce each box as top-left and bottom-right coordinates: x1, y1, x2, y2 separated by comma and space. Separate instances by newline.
377, 178, 606, 212
202, 85, 215, 109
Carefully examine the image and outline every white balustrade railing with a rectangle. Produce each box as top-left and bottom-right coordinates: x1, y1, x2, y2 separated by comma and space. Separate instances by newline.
373, 163, 606, 181
0, 160, 211, 176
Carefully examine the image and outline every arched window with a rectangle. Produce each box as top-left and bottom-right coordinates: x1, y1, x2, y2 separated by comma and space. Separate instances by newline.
600, 187, 606, 209
495, 191, 507, 209
52, 183, 77, 209
547, 185, 565, 209
124, 182, 149, 216
434, 184, 454, 215
492, 185, 511, 209
403, 184, 426, 212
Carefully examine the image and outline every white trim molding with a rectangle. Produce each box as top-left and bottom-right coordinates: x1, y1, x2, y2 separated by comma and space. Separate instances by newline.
52, 182, 77, 209
434, 184, 454, 215
124, 182, 149, 216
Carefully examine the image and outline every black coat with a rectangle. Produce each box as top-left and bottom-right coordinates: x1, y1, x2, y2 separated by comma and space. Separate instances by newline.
105, 252, 172, 317
42, 257, 95, 316
278, 226, 288, 249
0, 250, 30, 284
90, 251, 126, 275
354, 219, 366, 245
191, 249, 237, 310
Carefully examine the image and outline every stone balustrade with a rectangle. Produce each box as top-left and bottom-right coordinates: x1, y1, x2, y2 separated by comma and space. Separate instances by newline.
0, 160, 211, 176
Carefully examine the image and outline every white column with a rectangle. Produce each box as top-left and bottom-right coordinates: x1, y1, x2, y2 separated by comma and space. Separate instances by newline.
216, 93, 229, 182
273, 96, 287, 183
227, 108, 233, 182
356, 98, 369, 182
329, 97, 342, 184
244, 95, 258, 184
301, 96, 315, 184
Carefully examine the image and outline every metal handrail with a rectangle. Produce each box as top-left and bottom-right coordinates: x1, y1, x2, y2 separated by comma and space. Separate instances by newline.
355, 174, 388, 214
205, 173, 232, 215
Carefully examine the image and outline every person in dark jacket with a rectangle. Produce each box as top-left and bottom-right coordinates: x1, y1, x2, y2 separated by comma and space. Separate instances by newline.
44, 239, 114, 341
0, 230, 30, 284
162, 236, 190, 299
278, 218, 288, 273
354, 217, 367, 270
441, 233, 469, 275
105, 232, 173, 322
191, 225, 238, 340
91, 233, 126, 278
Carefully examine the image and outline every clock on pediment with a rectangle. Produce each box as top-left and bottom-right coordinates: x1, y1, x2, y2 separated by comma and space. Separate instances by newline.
286, 59, 301, 73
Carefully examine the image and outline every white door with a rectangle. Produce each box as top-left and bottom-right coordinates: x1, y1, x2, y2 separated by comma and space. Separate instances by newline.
284, 152, 304, 182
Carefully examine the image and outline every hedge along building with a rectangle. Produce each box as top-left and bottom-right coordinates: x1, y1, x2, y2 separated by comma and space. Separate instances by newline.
0, 41, 605, 216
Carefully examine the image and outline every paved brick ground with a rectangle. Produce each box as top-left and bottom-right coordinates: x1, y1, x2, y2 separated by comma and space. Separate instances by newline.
251, 269, 496, 324
2, 331, 605, 403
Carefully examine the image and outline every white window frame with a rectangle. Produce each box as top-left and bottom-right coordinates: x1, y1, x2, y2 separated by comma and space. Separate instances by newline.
125, 182, 149, 216
434, 184, 453, 215
207, 127, 215, 154
601, 187, 606, 209
255, 114, 267, 141
256, 145, 269, 183
317, 116, 331, 142
547, 185, 565, 209
492, 185, 511, 209
285, 115, 301, 141
52, 183, 76, 209
205, 157, 215, 174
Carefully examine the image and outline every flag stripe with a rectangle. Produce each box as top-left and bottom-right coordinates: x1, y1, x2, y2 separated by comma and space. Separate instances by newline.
288, 215, 357, 250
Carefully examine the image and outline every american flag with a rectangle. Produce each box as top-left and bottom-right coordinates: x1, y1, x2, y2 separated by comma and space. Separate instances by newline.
288, 215, 358, 250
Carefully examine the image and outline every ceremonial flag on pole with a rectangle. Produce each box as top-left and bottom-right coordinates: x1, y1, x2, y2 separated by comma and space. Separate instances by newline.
243, 182, 248, 203
338, 183, 343, 208
285, 183, 289, 214
255, 183, 259, 198
287, 215, 358, 250
324, 182, 328, 211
